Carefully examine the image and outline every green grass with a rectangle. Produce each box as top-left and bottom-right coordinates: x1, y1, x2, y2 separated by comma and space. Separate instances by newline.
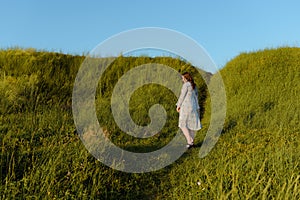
0, 47, 299, 199
219, 47, 300, 131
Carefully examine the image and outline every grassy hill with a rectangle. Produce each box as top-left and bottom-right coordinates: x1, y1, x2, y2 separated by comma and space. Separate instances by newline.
0, 48, 208, 199
163, 47, 300, 199
0, 47, 299, 199
220, 47, 299, 132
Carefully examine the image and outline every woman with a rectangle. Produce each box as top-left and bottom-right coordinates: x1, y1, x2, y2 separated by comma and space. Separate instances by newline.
176, 72, 202, 148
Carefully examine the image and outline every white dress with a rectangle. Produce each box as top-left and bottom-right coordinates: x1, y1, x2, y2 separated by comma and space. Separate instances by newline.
176, 82, 202, 130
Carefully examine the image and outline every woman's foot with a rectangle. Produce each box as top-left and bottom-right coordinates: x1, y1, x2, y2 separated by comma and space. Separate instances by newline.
186, 143, 194, 149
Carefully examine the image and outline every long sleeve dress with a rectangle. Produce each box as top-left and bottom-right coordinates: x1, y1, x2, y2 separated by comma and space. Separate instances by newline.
176, 82, 202, 130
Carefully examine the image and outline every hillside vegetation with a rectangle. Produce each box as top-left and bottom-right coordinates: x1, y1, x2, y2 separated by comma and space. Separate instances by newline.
220, 47, 299, 132
0, 47, 299, 199
0, 48, 208, 199
164, 47, 300, 199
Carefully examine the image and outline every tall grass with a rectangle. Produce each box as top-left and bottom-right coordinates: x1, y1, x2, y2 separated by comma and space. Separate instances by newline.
219, 47, 300, 131
0, 47, 299, 199
157, 47, 300, 199
0, 48, 207, 199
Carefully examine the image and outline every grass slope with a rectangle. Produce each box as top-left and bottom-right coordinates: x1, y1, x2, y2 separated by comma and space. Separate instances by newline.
0, 48, 208, 199
0, 47, 299, 199
221, 47, 299, 131
162, 47, 300, 199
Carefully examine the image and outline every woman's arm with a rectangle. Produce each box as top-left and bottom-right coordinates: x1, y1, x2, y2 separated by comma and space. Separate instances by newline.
194, 87, 200, 110
176, 83, 188, 110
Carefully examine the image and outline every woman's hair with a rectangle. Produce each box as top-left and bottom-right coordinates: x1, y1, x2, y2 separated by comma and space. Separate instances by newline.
182, 72, 196, 89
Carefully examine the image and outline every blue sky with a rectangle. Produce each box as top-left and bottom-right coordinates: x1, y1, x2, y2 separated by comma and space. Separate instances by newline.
1, 0, 300, 70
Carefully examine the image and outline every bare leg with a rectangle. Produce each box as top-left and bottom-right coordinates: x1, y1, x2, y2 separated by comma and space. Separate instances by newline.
189, 130, 195, 142
180, 127, 193, 144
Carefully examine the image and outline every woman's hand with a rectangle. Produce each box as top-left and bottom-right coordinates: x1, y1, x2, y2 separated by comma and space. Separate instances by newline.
176, 107, 180, 112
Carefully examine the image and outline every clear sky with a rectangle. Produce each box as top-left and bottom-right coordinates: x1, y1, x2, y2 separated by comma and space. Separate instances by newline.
1, 0, 300, 70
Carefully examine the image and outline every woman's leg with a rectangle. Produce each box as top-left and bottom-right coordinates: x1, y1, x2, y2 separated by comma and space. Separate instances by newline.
189, 130, 195, 142
180, 127, 193, 144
